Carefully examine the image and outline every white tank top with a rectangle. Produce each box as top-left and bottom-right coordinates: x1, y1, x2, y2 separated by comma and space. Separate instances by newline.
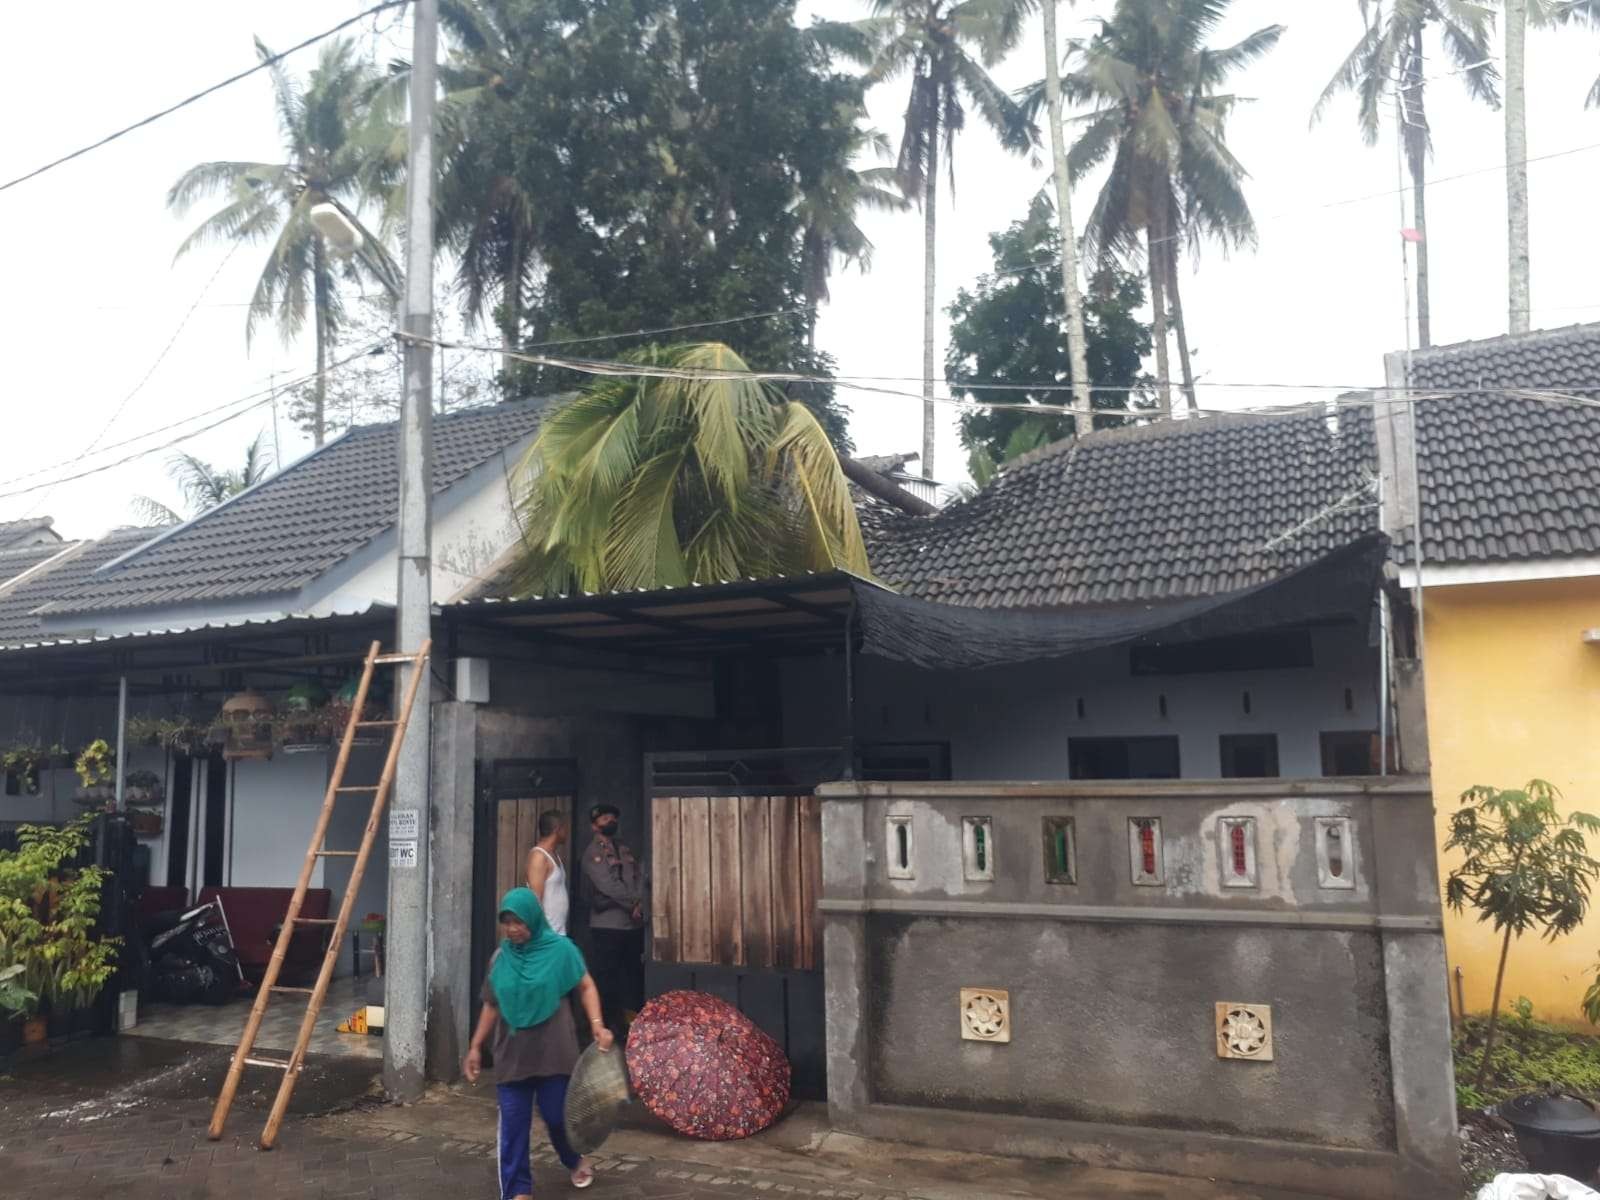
533, 845, 570, 935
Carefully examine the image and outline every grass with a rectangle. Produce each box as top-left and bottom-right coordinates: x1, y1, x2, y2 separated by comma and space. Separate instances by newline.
1453, 1009, 1600, 1111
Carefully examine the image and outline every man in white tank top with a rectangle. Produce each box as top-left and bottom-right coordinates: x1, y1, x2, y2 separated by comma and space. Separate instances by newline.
525, 811, 571, 936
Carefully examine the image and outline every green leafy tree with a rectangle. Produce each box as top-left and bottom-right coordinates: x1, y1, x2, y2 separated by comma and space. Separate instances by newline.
1053, 0, 1282, 415
434, 0, 864, 448
833, 0, 1035, 478
1313, 1, 1498, 350
131, 433, 274, 526
0, 816, 119, 1014
947, 198, 1153, 479
168, 37, 402, 446
1444, 780, 1600, 1087
510, 342, 868, 594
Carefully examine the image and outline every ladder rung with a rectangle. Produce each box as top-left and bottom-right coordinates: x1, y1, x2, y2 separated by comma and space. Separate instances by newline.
270, 986, 315, 996
293, 917, 337, 925
373, 653, 417, 665
335, 785, 378, 793
316, 849, 358, 857
244, 1056, 290, 1070
356, 719, 398, 728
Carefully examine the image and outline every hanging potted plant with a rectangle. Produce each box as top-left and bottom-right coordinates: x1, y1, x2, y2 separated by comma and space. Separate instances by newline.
2, 745, 46, 796
72, 740, 115, 810
278, 681, 332, 753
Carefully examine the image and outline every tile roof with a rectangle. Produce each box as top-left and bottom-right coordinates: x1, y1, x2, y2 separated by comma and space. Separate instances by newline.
43, 399, 548, 617
1406, 323, 1600, 563
0, 542, 74, 587
0, 518, 58, 550
0, 529, 159, 645
867, 408, 1378, 609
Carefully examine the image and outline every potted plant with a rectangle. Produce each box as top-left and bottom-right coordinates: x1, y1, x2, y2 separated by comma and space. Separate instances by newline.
278, 681, 333, 753
0, 963, 38, 1057
123, 769, 163, 807
2, 745, 45, 795
219, 690, 274, 760
0, 816, 119, 1054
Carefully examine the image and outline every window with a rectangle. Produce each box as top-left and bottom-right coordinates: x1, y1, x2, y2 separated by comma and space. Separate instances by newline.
1130, 630, 1313, 676
1068, 736, 1181, 780
1219, 734, 1280, 779
1320, 731, 1378, 776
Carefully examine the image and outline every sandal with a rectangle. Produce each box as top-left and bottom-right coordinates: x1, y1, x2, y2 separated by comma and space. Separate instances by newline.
571, 1160, 595, 1190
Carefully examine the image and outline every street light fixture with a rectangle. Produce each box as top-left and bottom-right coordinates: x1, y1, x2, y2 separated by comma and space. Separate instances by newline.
310, 202, 363, 255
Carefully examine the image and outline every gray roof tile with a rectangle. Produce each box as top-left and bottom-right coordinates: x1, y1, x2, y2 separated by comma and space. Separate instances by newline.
867, 408, 1378, 608
0, 528, 160, 645
1407, 323, 1600, 564
45, 399, 548, 617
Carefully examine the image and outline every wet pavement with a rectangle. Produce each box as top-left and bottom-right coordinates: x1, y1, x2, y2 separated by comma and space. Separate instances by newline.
0, 1035, 1335, 1199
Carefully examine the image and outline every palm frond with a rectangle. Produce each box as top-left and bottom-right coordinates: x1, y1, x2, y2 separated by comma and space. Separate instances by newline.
604, 445, 692, 591
767, 404, 870, 576
129, 496, 183, 527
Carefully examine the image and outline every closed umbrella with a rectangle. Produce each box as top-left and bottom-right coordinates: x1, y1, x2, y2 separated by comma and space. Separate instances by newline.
624, 990, 790, 1140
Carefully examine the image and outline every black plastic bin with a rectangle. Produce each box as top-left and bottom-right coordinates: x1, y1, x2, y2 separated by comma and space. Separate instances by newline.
1499, 1094, 1600, 1181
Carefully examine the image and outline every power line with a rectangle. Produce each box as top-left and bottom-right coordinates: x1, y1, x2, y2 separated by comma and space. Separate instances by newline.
400, 332, 1600, 420
0, 0, 409, 195
991, 138, 1600, 279
0, 343, 387, 499
518, 307, 813, 351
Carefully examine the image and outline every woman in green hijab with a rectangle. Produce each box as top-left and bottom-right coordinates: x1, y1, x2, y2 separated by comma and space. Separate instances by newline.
465, 887, 614, 1200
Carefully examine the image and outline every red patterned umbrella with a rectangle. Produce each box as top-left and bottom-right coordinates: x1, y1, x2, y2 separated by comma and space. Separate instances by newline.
624, 990, 790, 1140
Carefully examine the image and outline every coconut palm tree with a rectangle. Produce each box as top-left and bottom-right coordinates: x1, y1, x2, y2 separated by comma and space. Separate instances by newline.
1313, 2, 1499, 350
131, 434, 275, 526
509, 343, 869, 594
427, 0, 541, 371
1041, 0, 1092, 438
168, 38, 401, 447
794, 121, 910, 351
1052, 0, 1282, 414
836, 0, 1035, 480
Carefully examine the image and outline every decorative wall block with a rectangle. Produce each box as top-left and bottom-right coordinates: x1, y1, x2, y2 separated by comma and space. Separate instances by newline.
1217, 816, 1258, 888
960, 988, 1011, 1043
886, 814, 915, 879
1129, 817, 1164, 885
1042, 816, 1077, 884
1215, 1002, 1274, 1061
962, 815, 995, 882
1315, 816, 1356, 889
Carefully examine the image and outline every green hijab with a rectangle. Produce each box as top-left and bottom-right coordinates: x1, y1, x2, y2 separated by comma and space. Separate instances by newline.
489, 887, 586, 1030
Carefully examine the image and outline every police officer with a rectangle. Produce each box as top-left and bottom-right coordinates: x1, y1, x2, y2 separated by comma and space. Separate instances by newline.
580, 804, 646, 1036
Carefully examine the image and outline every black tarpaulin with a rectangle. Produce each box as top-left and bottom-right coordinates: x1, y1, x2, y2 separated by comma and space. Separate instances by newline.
852, 534, 1388, 671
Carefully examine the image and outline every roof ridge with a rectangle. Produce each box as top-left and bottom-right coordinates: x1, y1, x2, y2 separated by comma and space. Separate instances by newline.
1403, 320, 1600, 363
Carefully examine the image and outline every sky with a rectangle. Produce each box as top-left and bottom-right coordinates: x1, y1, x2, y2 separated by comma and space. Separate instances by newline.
2, 2, 1598, 537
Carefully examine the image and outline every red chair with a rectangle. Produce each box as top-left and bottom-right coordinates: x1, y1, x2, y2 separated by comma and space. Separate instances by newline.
198, 887, 332, 986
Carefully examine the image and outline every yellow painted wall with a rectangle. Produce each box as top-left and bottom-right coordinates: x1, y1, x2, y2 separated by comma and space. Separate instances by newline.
1424, 577, 1600, 1025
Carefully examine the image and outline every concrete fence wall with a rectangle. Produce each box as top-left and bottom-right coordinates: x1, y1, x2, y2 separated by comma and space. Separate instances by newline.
818, 778, 1459, 1200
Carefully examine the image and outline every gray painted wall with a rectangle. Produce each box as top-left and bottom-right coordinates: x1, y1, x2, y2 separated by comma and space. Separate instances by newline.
819, 780, 1458, 1199
783, 623, 1379, 780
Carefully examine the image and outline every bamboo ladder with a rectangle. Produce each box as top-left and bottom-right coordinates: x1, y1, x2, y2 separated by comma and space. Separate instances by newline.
207, 639, 432, 1149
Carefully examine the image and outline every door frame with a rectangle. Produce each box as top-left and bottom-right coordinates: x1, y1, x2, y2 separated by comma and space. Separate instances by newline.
470, 757, 580, 1002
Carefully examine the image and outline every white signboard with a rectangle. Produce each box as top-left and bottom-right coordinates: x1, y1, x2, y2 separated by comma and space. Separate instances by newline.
389, 840, 418, 869
389, 810, 419, 840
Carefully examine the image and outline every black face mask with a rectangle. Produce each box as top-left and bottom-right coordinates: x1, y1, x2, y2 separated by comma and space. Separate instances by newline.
597, 820, 619, 838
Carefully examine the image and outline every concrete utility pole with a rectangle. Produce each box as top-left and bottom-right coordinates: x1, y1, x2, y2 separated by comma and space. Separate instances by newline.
386, 0, 437, 1103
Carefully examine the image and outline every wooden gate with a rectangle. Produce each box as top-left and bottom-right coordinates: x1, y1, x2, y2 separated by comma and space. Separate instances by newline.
643, 745, 947, 1099
471, 758, 577, 999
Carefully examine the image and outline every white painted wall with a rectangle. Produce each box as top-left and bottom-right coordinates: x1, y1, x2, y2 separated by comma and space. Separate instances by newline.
226, 753, 329, 889
782, 624, 1381, 780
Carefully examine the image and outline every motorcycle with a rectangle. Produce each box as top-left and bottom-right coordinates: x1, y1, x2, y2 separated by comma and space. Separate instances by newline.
140, 899, 245, 1006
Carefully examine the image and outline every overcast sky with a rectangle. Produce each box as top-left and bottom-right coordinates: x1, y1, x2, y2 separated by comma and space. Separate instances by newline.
2, 2, 1597, 537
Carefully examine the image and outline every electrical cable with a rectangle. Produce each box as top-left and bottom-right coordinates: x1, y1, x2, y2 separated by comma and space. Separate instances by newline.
0, 0, 410, 195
